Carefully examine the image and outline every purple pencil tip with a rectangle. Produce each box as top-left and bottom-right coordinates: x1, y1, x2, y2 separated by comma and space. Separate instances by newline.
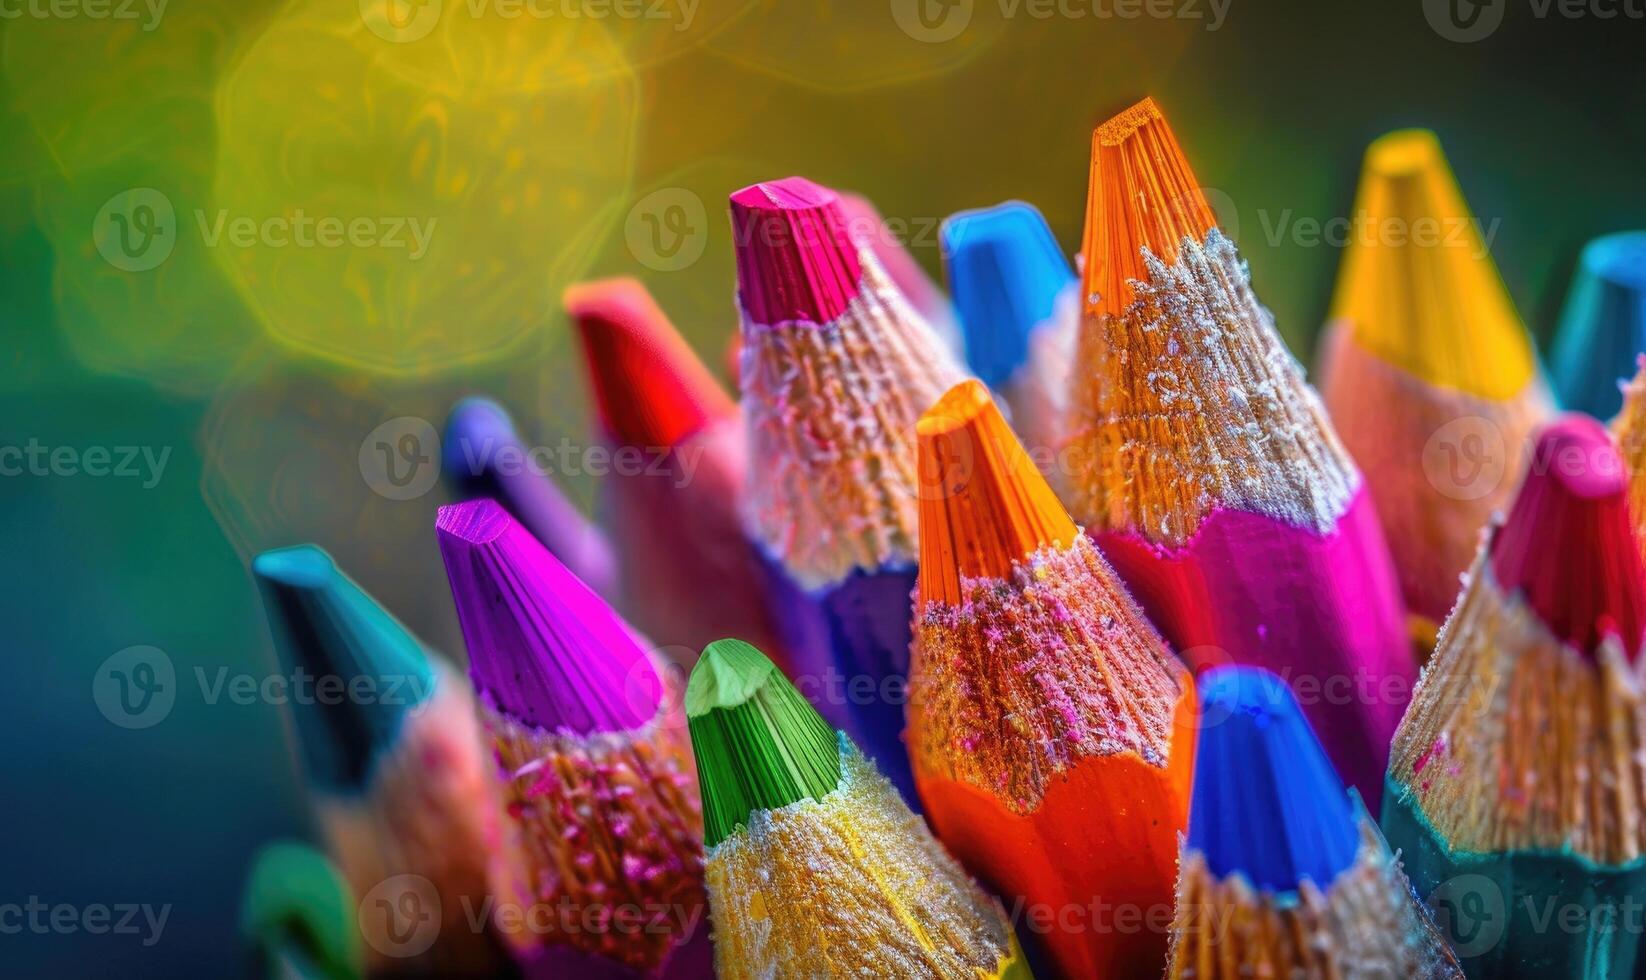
436, 499, 662, 735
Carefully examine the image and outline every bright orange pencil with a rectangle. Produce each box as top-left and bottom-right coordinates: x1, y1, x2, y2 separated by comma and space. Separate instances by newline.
909, 379, 1196, 978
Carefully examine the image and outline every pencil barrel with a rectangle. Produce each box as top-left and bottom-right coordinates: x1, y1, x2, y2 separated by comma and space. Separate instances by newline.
915, 685, 1196, 978
1094, 490, 1413, 811
1383, 779, 1646, 978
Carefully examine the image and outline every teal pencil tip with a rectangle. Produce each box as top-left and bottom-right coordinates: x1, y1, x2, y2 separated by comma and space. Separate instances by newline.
252, 544, 437, 791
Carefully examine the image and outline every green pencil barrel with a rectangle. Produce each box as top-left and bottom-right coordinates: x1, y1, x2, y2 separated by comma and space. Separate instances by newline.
1383, 775, 1646, 978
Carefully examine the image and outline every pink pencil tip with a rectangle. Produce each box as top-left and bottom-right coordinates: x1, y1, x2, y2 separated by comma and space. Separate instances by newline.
729, 176, 863, 326
1491, 415, 1646, 658
435, 499, 661, 734
564, 277, 735, 449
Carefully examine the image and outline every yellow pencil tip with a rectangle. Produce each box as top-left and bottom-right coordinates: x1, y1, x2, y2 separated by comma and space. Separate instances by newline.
1329, 129, 1535, 399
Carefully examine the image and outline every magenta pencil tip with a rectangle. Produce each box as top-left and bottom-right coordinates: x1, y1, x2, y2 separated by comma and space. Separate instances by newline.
1491, 415, 1646, 657
730, 176, 863, 327
436, 499, 661, 734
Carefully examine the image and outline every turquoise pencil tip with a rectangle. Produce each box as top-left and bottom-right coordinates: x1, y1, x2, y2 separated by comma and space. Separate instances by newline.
1552, 231, 1646, 418
252, 544, 437, 792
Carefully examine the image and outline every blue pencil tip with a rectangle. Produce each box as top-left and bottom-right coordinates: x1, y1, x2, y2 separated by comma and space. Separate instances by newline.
252, 545, 437, 792
1187, 667, 1360, 894
443, 396, 517, 497
941, 201, 1074, 388
1552, 231, 1646, 418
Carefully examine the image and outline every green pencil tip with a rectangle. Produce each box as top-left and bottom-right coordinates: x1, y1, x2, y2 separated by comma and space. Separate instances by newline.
240, 842, 363, 980
687, 639, 843, 848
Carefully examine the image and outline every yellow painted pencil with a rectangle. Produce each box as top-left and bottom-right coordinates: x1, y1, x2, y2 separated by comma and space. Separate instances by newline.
1318, 129, 1552, 647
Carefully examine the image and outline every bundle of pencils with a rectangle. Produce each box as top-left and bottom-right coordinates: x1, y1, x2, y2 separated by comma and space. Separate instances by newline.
436, 499, 711, 979
444, 396, 619, 601
566, 278, 787, 665
252, 544, 498, 975
733, 174, 967, 802
1318, 129, 1551, 647
1062, 97, 1416, 806
1168, 666, 1462, 978
240, 842, 361, 980
1383, 415, 1646, 977
941, 200, 1079, 457
909, 378, 1196, 976
1551, 231, 1646, 418
685, 638, 1028, 979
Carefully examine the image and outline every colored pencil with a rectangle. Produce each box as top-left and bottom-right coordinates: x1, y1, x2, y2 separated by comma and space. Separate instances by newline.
565, 277, 789, 667
941, 200, 1080, 458
1318, 129, 1552, 647
240, 841, 362, 980
1383, 415, 1646, 977
732, 174, 968, 803
1063, 97, 1416, 807
1614, 356, 1646, 560
685, 638, 1029, 979
252, 544, 499, 975
1169, 666, 1462, 978
909, 378, 1196, 977
436, 499, 711, 979
443, 395, 619, 601
838, 188, 965, 357
1551, 231, 1646, 418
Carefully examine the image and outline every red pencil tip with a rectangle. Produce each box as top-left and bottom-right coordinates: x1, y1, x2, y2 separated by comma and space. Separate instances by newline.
565, 278, 735, 448
1491, 414, 1646, 657
729, 176, 864, 326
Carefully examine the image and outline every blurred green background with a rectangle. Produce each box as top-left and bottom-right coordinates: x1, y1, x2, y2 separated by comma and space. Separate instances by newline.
2, 0, 1642, 972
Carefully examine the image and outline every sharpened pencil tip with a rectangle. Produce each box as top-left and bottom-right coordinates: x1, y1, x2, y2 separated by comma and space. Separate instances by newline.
566, 277, 734, 449
436, 499, 661, 734
1189, 667, 1359, 893
252, 544, 436, 790
687, 639, 841, 847
730, 176, 864, 327
917, 380, 1078, 604
1491, 415, 1646, 658
1082, 97, 1218, 319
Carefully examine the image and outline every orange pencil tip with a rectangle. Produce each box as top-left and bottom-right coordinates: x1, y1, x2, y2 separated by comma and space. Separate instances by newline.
916, 380, 1079, 604
564, 278, 735, 449
1082, 97, 1218, 319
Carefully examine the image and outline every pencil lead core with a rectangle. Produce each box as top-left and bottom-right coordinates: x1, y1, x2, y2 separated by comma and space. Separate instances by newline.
1491, 415, 1646, 658
730, 176, 864, 327
566, 277, 735, 449
436, 498, 661, 734
916, 380, 1079, 605
1329, 129, 1534, 399
1082, 97, 1218, 319
686, 638, 841, 847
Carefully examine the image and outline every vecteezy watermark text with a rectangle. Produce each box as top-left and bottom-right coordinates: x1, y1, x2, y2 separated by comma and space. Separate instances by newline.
0, 898, 171, 947
95, 645, 438, 730
892, 0, 1231, 43
1, 440, 170, 489
1425, 0, 1645, 42
0, 0, 167, 31
358, 415, 712, 501
359, 0, 700, 44
93, 188, 437, 273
